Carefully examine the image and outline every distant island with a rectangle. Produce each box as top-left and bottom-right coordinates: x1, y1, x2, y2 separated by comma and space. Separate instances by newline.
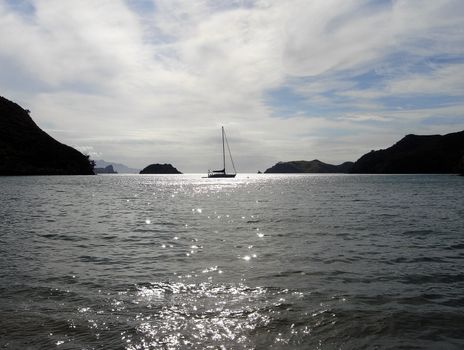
351, 130, 464, 173
0, 96, 94, 176
265, 160, 354, 173
139, 163, 182, 174
94, 159, 139, 174
94, 165, 117, 174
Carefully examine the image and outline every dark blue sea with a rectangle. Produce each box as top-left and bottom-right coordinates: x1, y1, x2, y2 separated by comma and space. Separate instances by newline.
1, 174, 463, 349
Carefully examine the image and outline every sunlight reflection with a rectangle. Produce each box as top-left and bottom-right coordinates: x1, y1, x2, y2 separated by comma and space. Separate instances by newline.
126, 282, 273, 350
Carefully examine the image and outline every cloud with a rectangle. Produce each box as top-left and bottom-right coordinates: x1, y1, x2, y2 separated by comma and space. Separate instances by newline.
74, 145, 102, 158
0, 0, 463, 171
340, 114, 391, 123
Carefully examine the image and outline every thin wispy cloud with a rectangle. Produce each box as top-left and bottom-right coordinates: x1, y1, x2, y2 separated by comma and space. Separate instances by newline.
0, 0, 463, 171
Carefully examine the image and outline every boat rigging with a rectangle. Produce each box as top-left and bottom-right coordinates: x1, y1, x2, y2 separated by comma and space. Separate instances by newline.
208, 126, 237, 178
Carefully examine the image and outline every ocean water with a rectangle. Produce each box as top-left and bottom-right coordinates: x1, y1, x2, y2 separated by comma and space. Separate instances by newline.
0, 174, 463, 349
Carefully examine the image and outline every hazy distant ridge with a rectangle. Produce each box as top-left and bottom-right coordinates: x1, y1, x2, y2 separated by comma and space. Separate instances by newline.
95, 160, 139, 174
94, 165, 117, 174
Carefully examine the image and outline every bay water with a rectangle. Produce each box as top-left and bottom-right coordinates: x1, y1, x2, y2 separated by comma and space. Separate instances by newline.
1, 174, 463, 349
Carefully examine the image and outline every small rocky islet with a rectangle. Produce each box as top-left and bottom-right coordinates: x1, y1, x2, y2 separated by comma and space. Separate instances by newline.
139, 163, 182, 174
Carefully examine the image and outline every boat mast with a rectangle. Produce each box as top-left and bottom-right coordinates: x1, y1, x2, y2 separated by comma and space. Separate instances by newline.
222, 126, 226, 173
224, 128, 237, 174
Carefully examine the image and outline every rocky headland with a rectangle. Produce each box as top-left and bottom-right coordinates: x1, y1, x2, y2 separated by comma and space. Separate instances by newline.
0, 96, 94, 175
139, 163, 182, 174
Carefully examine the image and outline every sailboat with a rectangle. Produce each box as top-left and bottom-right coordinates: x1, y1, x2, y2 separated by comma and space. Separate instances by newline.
208, 126, 237, 178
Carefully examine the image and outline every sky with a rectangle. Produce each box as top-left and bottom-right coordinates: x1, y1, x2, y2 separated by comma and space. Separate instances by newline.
1, 0, 463, 172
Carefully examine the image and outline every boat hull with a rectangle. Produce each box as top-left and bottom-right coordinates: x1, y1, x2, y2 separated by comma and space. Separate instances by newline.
207, 173, 236, 178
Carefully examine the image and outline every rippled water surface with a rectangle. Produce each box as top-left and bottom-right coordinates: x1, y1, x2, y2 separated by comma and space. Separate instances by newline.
1, 174, 464, 349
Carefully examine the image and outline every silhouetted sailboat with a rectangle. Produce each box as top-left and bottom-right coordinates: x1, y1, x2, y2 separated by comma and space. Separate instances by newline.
208, 126, 237, 178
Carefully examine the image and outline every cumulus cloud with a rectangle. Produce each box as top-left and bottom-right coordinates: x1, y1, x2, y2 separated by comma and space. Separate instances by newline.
0, 0, 463, 171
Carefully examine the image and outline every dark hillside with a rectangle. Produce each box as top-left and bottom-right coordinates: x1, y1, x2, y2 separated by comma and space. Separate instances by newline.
351, 131, 464, 173
0, 96, 94, 175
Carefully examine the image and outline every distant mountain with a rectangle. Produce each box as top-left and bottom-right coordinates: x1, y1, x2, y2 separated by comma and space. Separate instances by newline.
351, 130, 464, 173
94, 159, 139, 174
140, 163, 182, 174
0, 96, 94, 175
94, 165, 117, 174
265, 160, 354, 173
